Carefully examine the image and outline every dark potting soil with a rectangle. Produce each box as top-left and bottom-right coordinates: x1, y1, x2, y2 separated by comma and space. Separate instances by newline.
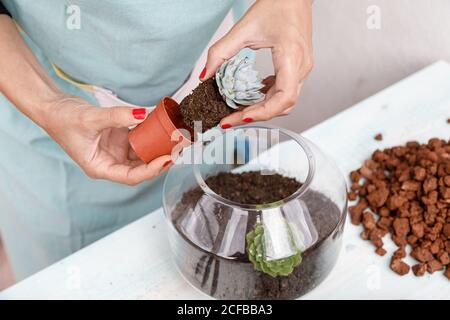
179, 78, 233, 132
206, 171, 301, 205
170, 171, 345, 300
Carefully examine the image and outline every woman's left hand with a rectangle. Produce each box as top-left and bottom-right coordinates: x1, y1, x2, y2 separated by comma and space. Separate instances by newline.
200, 0, 313, 128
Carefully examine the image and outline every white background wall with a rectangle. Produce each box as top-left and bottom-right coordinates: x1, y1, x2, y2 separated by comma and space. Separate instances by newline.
255, 0, 450, 132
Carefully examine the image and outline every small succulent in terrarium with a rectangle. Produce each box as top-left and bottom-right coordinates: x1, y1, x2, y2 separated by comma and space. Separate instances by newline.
215, 56, 265, 109
179, 55, 265, 132
246, 222, 302, 277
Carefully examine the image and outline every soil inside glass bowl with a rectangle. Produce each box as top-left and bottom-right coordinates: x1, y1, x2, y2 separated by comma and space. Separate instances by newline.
206, 171, 302, 205
170, 171, 344, 299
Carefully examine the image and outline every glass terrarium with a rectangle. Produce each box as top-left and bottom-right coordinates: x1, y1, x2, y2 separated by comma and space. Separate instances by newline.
163, 125, 347, 300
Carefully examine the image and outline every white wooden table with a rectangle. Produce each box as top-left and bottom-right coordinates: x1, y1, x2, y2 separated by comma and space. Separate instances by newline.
1, 61, 450, 300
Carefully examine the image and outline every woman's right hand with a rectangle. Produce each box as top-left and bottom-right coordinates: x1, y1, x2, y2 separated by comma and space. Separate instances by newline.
42, 94, 173, 185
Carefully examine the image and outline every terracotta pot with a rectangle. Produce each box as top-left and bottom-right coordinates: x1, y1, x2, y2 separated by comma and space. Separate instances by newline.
128, 97, 193, 163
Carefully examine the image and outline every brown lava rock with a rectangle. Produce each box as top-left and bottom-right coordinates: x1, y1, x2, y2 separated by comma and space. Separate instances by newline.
445, 266, 450, 279
375, 247, 387, 256
412, 263, 426, 276
390, 258, 410, 275
348, 138, 450, 280
179, 78, 233, 132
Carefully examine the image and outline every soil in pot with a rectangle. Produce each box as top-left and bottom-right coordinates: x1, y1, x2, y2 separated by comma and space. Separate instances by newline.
179, 78, 233, 132
170, 171, 344, 299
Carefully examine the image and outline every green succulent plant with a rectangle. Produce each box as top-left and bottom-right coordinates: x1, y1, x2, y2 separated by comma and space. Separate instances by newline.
215, 55, 265, 109
246, 222, 302, 277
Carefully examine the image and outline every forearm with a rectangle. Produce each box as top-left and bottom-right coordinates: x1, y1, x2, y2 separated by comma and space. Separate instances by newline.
0, 15, 63, 127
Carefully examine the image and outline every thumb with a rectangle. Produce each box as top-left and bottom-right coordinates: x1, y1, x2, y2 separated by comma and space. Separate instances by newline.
200, 29, 246, 81
93, 107, 148, 130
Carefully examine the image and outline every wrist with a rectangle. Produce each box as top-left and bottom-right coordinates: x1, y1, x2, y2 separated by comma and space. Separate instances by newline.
35, 91, 82, 132
0, 16, 68, 130
11, 80, 67, 130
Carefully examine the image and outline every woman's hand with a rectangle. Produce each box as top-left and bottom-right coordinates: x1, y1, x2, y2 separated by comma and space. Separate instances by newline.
42, 95, 172, 185
0, 16, 171, 186
200, 0, 313, 128
0, 16, 172, 186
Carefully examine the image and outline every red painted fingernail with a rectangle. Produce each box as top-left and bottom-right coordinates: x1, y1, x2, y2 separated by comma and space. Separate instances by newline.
163, 160, 173, 167
132, 108, 146, 120
221, 123, 232, 129
199, 67, 207, 80
243, 118, 253, 123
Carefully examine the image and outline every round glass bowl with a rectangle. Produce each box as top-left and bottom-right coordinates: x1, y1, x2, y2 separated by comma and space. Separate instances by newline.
163, 126, 347, 299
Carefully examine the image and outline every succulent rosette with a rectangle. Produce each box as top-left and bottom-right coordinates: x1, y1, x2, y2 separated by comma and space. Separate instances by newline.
246, 222, 302, 277
215, 55, 265, 109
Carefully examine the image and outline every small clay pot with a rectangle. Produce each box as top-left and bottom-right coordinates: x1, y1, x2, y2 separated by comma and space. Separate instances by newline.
128, 97, 193, 163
